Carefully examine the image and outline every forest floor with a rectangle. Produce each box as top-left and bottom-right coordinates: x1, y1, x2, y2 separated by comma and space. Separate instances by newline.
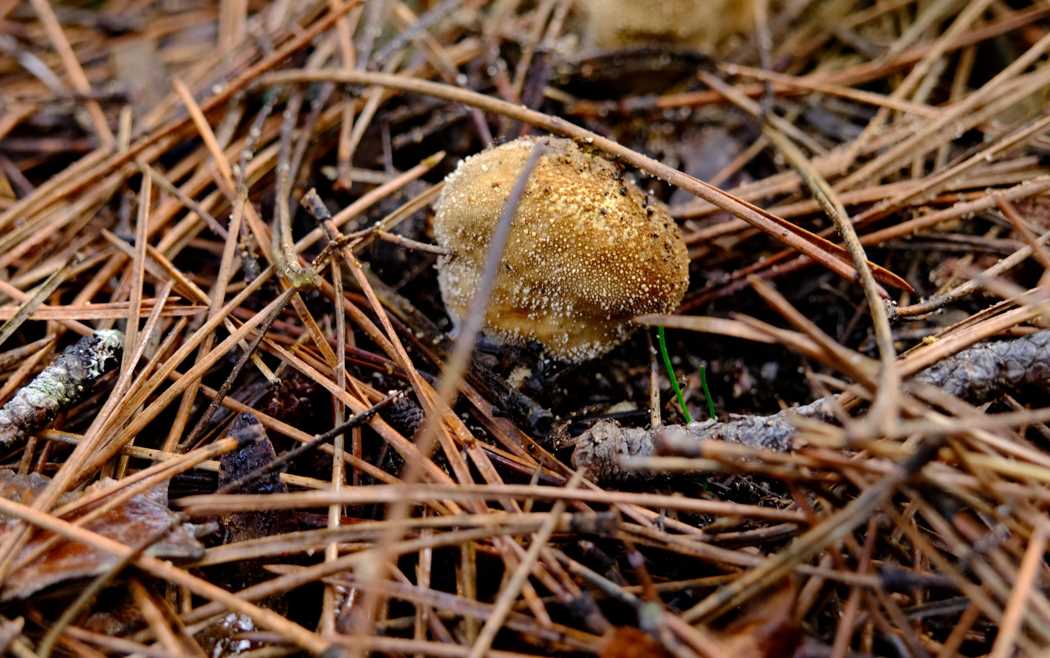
1, 1, 1050, 657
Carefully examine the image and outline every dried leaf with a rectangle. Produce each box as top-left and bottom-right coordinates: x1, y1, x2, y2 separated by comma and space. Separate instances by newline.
598, 584, 801, 658
0, 470, 204, 600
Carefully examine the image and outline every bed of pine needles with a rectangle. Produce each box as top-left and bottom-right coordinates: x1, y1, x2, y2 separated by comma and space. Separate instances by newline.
1, 1, 1050, 657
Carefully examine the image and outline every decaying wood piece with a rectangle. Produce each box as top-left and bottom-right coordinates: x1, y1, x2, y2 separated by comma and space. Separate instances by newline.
0, 330, 122, 451
917, 329, 1050, 400
575, 330, 1050, 480
215, 412, 293, 595
218, 412, 289, 545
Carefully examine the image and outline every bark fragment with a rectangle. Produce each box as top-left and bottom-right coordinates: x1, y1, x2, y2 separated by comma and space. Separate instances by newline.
216, 413, 290, 593
218, 412, 289, 545
916, 329, 1050, 401
0, 330, 123, 451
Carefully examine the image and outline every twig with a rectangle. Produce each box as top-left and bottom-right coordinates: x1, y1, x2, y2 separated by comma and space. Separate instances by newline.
0, 330, 122, 451
179, 258, 288, 451
220, 391, 405, 495
137, 162, 229, 240
178, 485, 805, 523
576, 330, 1050, 479
0, 493, 330, 655
683, 438, 943, 623
374, 229, 450, 255
26, 0, 113, 147
273, 91, 319, 288
40, 389, 400, 655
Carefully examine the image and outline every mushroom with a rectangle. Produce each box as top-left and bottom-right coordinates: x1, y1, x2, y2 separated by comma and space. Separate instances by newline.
433, 136, 689, 362
576, 0, 755, 51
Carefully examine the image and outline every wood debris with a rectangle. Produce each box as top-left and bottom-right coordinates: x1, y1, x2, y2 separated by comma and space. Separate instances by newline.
0, 330, 121, 451
576, 330, 1050, 479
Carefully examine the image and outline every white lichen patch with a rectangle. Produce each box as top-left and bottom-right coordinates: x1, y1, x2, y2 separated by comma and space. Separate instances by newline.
434, 136, 689, 362
84, 329, 123, 376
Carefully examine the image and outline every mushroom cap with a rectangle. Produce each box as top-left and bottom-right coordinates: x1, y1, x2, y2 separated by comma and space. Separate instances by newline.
434, 136, 689, 362
577, 0, 755, 51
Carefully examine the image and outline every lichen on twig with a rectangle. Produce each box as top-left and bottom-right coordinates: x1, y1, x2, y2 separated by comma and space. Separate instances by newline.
0, 330, 122, 452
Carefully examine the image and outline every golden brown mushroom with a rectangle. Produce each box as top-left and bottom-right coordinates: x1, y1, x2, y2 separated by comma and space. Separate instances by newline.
433, 136, 689, 362
577, 0, 755, 51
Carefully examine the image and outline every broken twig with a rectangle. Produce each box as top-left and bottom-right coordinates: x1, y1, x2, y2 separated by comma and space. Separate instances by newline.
0, 330, 122, 452
575, 330, 1050, 479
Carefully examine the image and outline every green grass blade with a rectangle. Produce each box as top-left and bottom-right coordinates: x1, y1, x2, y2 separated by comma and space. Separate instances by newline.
657, 326, 692, 423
